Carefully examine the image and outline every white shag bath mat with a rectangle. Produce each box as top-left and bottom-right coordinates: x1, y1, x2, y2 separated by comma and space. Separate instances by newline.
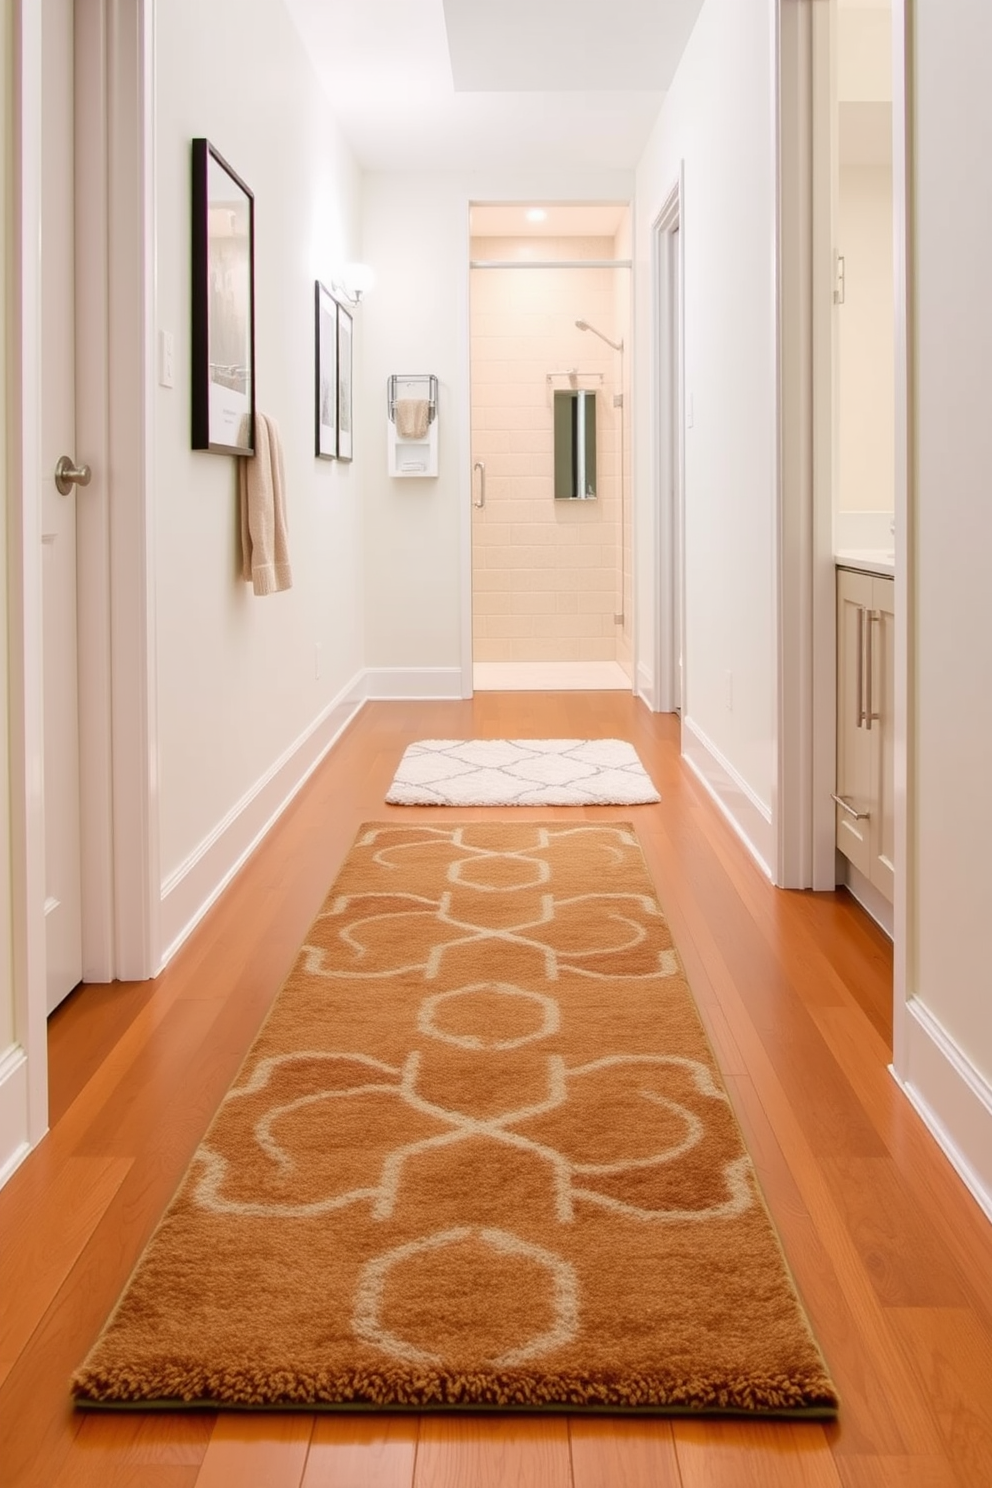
385, 738, 661, 807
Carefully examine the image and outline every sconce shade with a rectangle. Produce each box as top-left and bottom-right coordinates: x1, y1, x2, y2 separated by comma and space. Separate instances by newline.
339, 262, 375, 303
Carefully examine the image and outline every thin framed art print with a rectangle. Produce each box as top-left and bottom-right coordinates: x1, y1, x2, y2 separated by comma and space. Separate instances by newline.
191, 138, 255, 456
336, 301, 354, 461
315, 281, 337, 459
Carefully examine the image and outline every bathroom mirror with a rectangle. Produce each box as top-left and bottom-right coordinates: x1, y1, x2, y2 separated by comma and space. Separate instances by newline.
554, 390, 597, 499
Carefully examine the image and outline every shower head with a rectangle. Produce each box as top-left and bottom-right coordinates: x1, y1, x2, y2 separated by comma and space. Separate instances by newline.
575, 319, 624, 353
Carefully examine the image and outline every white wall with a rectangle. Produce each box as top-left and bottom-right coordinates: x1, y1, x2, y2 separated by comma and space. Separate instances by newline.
899, 0, 992, 1213
634, 0, 776, 868
0, 0, 15, 1056
153, 0, 366, 952
360, 170, 634, 694
838, 165, 894, 513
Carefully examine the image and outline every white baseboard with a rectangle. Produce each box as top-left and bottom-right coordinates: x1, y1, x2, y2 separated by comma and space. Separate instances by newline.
364, 667, 464, 700
840, 857, 894, 938
891, 998, 992, 1225
0, 1045, 31, 1191
158, 672, 366, 968
681, 716, 774, 880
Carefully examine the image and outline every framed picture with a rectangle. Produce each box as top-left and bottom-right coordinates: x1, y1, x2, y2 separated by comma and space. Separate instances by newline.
336, 301, 354, 461
315, 281, 337, 459
191, 138, 255, 456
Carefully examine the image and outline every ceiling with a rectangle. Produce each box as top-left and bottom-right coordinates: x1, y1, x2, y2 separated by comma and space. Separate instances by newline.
282, 0, 707, 172
470, 203, 628, 239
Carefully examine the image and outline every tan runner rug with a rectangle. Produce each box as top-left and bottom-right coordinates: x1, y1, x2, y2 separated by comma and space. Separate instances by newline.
73, 822, 838, 1416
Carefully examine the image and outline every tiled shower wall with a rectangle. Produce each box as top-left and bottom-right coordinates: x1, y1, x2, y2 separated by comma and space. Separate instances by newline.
470, 235, 630, 666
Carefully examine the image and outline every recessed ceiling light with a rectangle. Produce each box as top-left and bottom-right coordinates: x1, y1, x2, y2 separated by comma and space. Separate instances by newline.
525, 208, 547, 223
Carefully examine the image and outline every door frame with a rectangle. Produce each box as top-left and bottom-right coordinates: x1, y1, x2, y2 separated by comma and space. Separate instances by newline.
774, 0, 909, 898
774, 0, 837, 891
774, 0, 912, 1018
6, 0, 158, 1162
80, 0, 161, 984
651, 175, 685, 716
889, 0, 911, 1076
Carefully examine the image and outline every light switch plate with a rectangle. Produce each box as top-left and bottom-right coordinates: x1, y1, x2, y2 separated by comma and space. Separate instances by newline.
159, 330, 175, 389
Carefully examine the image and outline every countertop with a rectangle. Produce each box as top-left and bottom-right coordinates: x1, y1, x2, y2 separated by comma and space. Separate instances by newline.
835, 549, 895, 578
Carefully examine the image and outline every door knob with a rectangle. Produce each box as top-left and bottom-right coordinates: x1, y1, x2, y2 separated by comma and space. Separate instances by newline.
54, 455, 92, 495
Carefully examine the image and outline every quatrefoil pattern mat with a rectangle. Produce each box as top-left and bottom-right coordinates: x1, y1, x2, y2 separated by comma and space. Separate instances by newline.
73, 823, 838, 1415
385, 739, 661, 806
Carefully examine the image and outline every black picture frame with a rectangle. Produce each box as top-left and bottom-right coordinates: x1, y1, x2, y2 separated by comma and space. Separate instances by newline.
336, 301, 354, 461
315, 281, 337, 459
191, 138, 256, 456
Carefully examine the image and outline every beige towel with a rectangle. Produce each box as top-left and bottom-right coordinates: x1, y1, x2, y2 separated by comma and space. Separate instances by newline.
239, 413, 293, 595
395, 398, 430, 440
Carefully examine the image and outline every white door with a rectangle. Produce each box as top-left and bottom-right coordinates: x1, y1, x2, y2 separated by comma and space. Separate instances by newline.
40, 0, 84, 1014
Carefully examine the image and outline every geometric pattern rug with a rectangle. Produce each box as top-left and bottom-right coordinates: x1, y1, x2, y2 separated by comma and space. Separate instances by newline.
385, 739, 661, 807
73, 822, 838, 1416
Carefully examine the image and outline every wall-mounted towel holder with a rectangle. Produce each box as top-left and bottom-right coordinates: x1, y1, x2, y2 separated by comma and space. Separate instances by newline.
387, 373, 439, 477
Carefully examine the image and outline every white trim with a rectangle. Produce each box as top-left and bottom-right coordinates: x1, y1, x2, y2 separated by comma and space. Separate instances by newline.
75, 0, 116, 981
891, 999, 992, 1226
106, 0, 159, 981
809, 0, 839, 895
841, 858, 894, 939
681, 716, 774, 879
650, 175, 684, 718
9, 0, 50, 1150
635, 661, 654, 710
890, 0, 912, 1080
159, 675, 366, 968
0, 1046, 30, 1189
470, 258, 632, 271
775, 0, 838, 893
364, 667, 464, 701
459, 202, 474, 699
774, 0, 812, 890
623, 199, 636, 686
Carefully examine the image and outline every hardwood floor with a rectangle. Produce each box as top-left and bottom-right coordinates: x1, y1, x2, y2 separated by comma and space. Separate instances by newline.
2, 694, 990, 1488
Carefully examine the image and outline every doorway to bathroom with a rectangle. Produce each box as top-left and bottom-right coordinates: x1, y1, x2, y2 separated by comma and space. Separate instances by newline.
828, 0, 897, 938
468, 203, 633, 692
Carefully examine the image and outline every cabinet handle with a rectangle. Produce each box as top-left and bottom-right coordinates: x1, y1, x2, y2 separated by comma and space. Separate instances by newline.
856, 606, 865, 728
473, 460, 486, 509
832, 793, 870, 821
865, 610, 880, 731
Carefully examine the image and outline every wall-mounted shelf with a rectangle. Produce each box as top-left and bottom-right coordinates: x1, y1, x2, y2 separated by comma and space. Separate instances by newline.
387, 373, 438, 477
546, 369, 605, 388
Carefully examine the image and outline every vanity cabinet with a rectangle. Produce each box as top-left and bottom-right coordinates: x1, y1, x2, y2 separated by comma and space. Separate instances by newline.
835, 567, 895, 903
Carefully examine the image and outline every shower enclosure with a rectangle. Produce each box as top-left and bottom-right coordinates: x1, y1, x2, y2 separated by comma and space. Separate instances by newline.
469, 204, 632, 688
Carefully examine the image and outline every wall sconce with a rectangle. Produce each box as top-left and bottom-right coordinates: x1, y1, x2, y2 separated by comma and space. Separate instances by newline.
333, 262, 375, 305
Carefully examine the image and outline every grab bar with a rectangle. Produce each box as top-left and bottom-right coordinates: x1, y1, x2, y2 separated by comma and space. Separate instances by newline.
473, 460, 486, 509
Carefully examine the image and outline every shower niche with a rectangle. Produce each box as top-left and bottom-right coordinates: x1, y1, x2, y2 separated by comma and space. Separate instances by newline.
554, 389, 597, 500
